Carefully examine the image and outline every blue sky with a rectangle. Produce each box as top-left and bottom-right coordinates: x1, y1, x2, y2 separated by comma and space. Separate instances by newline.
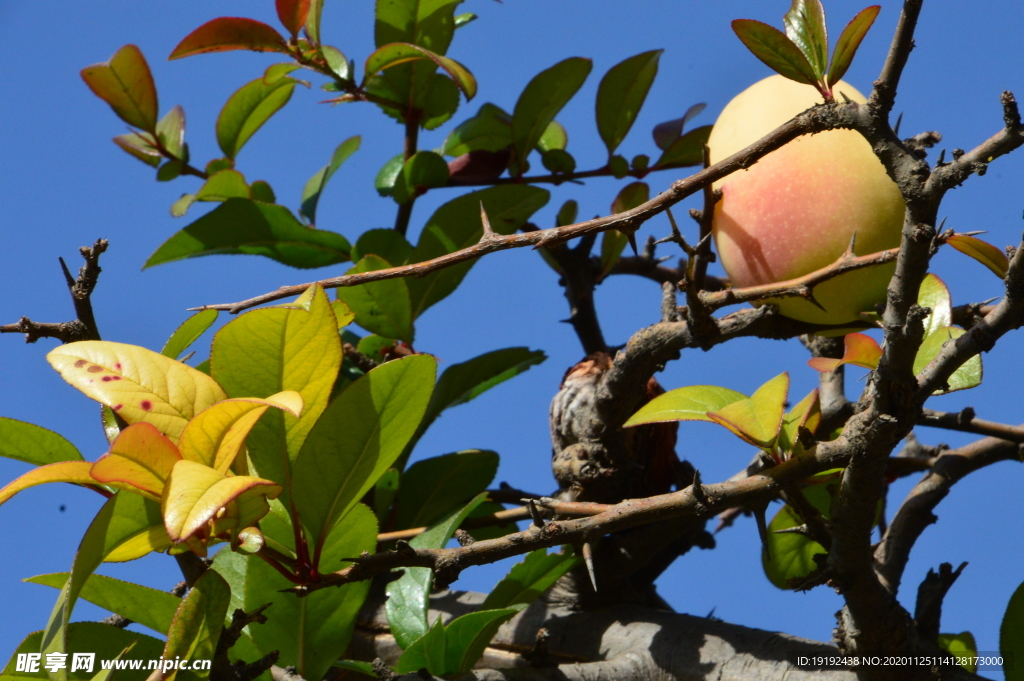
1, 1, 1023, 674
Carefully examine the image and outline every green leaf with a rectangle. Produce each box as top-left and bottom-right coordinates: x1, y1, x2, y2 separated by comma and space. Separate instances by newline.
537, 121, 568, 152
364, 42, 476, 100
454, 12, 476, 28
0, 418, 82, 466
321, 45, 350, 81
162, 310, 219, 361
913, 326, 983, 394
299, 135, 364, 223
2, 624, 164, 681
407, 347, 546, 455
764, 481, 832, 589
40, 493, 164, 680
1004, 580, 1024, 681
511, 57, 592, 173
146, 198, 351, 270
375, 0, 462, 53
408, 185, 549, 317
395, 450, 498, 529
161, 570, 230, 681
336, 255, 414, 342
251, 180, 276, 203
216, 77, 296, 159
731, 19, 818, 86
375, 468, 400, 521
393, 151, 450, 204
421, 73, 461, 130
807, 332, 882, 373
481, 549, 579, 609
602, 182, 649, 276
395, 618, 446, 674
211, 285, 341, 505
595, 49, 662, 155
386, 494, 488, 650
654, 125, 712, 169
352, 229, 413, 266
540, 149, 575, 174
828, 6, 881, 85
305, 0, 324, 42
156, 105, 186, 159
195, 169, 250, 202
244, 504, 376, 681
375, 153, 405, 197
27, 573, 180, 636
442, 103, 512, 156
557, 200, 578, 227
783, 0, 828, 79
708, 372, 790, 449
624, 385, 746, 427
918, 273, 953, 338
938, 632, 978, 673
171, 194, 197, 217
293, 354, 436, 557
652, 103, 706, 151
113, 132, 162, 167
443, 607, 522, 674
169, 18, 288, 59
80, 45, 158, 133
946, 234, 1010, 279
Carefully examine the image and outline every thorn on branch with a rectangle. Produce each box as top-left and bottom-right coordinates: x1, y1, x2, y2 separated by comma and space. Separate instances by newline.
580, 541, 598, 592
526, 499, 546, 528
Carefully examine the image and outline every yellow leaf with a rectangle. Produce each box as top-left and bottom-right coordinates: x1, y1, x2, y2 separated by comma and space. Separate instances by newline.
47, 341, 227, 442
90, 423, 182, 500
0, 461, 96, 507
104, 524, 174, 562
162, 460, 281, 542
778, 389, 821, 455
178, 391, 304, 473
707, 372, 789, 448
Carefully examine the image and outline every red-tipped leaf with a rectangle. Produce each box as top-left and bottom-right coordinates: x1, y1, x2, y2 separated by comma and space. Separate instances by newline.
169, 17, 289, 60
828, 6, 880, 85
81, 44, 159, 132
276, 0, 312, 37
732, 19, 818, 86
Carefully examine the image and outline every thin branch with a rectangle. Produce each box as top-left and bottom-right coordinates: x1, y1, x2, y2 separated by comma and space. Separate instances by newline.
869, 0, 923, 118
547, 230, 607, 354
914, 561, 968, 641
919, 408, 1024, 443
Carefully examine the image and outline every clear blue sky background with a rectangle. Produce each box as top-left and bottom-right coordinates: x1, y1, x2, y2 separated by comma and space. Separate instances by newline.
1, 1, 1022, 676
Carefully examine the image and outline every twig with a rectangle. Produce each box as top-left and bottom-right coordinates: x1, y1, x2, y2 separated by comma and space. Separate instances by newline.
546, 229, 607, 354
918, 408, 1024, 443
914, 561, 967, 641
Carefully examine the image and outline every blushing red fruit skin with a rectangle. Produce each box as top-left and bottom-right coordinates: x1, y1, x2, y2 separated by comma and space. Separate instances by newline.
708, 75, 906, 325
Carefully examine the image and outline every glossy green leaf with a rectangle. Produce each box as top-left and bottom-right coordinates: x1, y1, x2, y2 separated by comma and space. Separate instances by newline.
26, 573, 180, 636
828, 6, 881, 85
537, 121, 568, 152
807, 332, 882, 373
444, 607, 523, 674
454, 12, 477, 28
244, 504, 375, 681
169, 18, 288, 59
156, 105, 186, 159
408, 185, 549, 317
511, 57, 592, 172
913, 326, 983, 394
375, 0, 462, 52
0, 418, 82, 466
195, 169, 250, 202
386, 493, 487, 650
305, 0, 324, 42
375, 467, 400, 521
917, 273, 953, 338
146, 198, 351, 269
1003, 582, 1024, 681
396, 450, 498, 529
277, 0, 311, 36
393, 151, 450, 203
161, 569, 230, 681
783, 0, 828, 79
653, 102, 707, 151
481, 549, 579, 609
2, 624, 164, 681
40, 493, 164, 679
595, 50, 662, 155
336, 255, 414, 342
364, 42, 476, 100
731, 19, 818, 86
707, 372, 789, 448
212, 286, 341, 503
441, 103, 512, 156
764, 482, 832, 589
162, 310, 219, 360
300, 136, 361, 224
624, 385, 746, 427
171, 194, 197, 217
947, 234, 1010, 279
540, 149, 575, 174
251, 180, 276, 203
602, 182, 649, 276
321, 45, 350, 80
113, 132, 162, 167
395, 618, 446, 674
938, 632, 978, 673
375, 153, 405, 197
80, 45, 158, 133
293, 354, 436, 556
408, 347, 547, 455
654, 125, 712, 169
352, 229, 413, 265
421, 73, 461, 129
217, 77, 296, 159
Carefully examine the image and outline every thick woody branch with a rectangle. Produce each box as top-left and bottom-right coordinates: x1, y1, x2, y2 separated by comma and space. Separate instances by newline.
915, 561, 968, 641
875, 434, 1022, 595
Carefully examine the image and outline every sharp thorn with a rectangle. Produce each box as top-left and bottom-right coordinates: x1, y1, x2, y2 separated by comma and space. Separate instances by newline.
479, 201, 496, 239
581, 541, 598, 592
627, 232, 639, 256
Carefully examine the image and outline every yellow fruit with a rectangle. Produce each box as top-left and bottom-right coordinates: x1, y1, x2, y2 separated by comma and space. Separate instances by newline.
708, 75, 905, 325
